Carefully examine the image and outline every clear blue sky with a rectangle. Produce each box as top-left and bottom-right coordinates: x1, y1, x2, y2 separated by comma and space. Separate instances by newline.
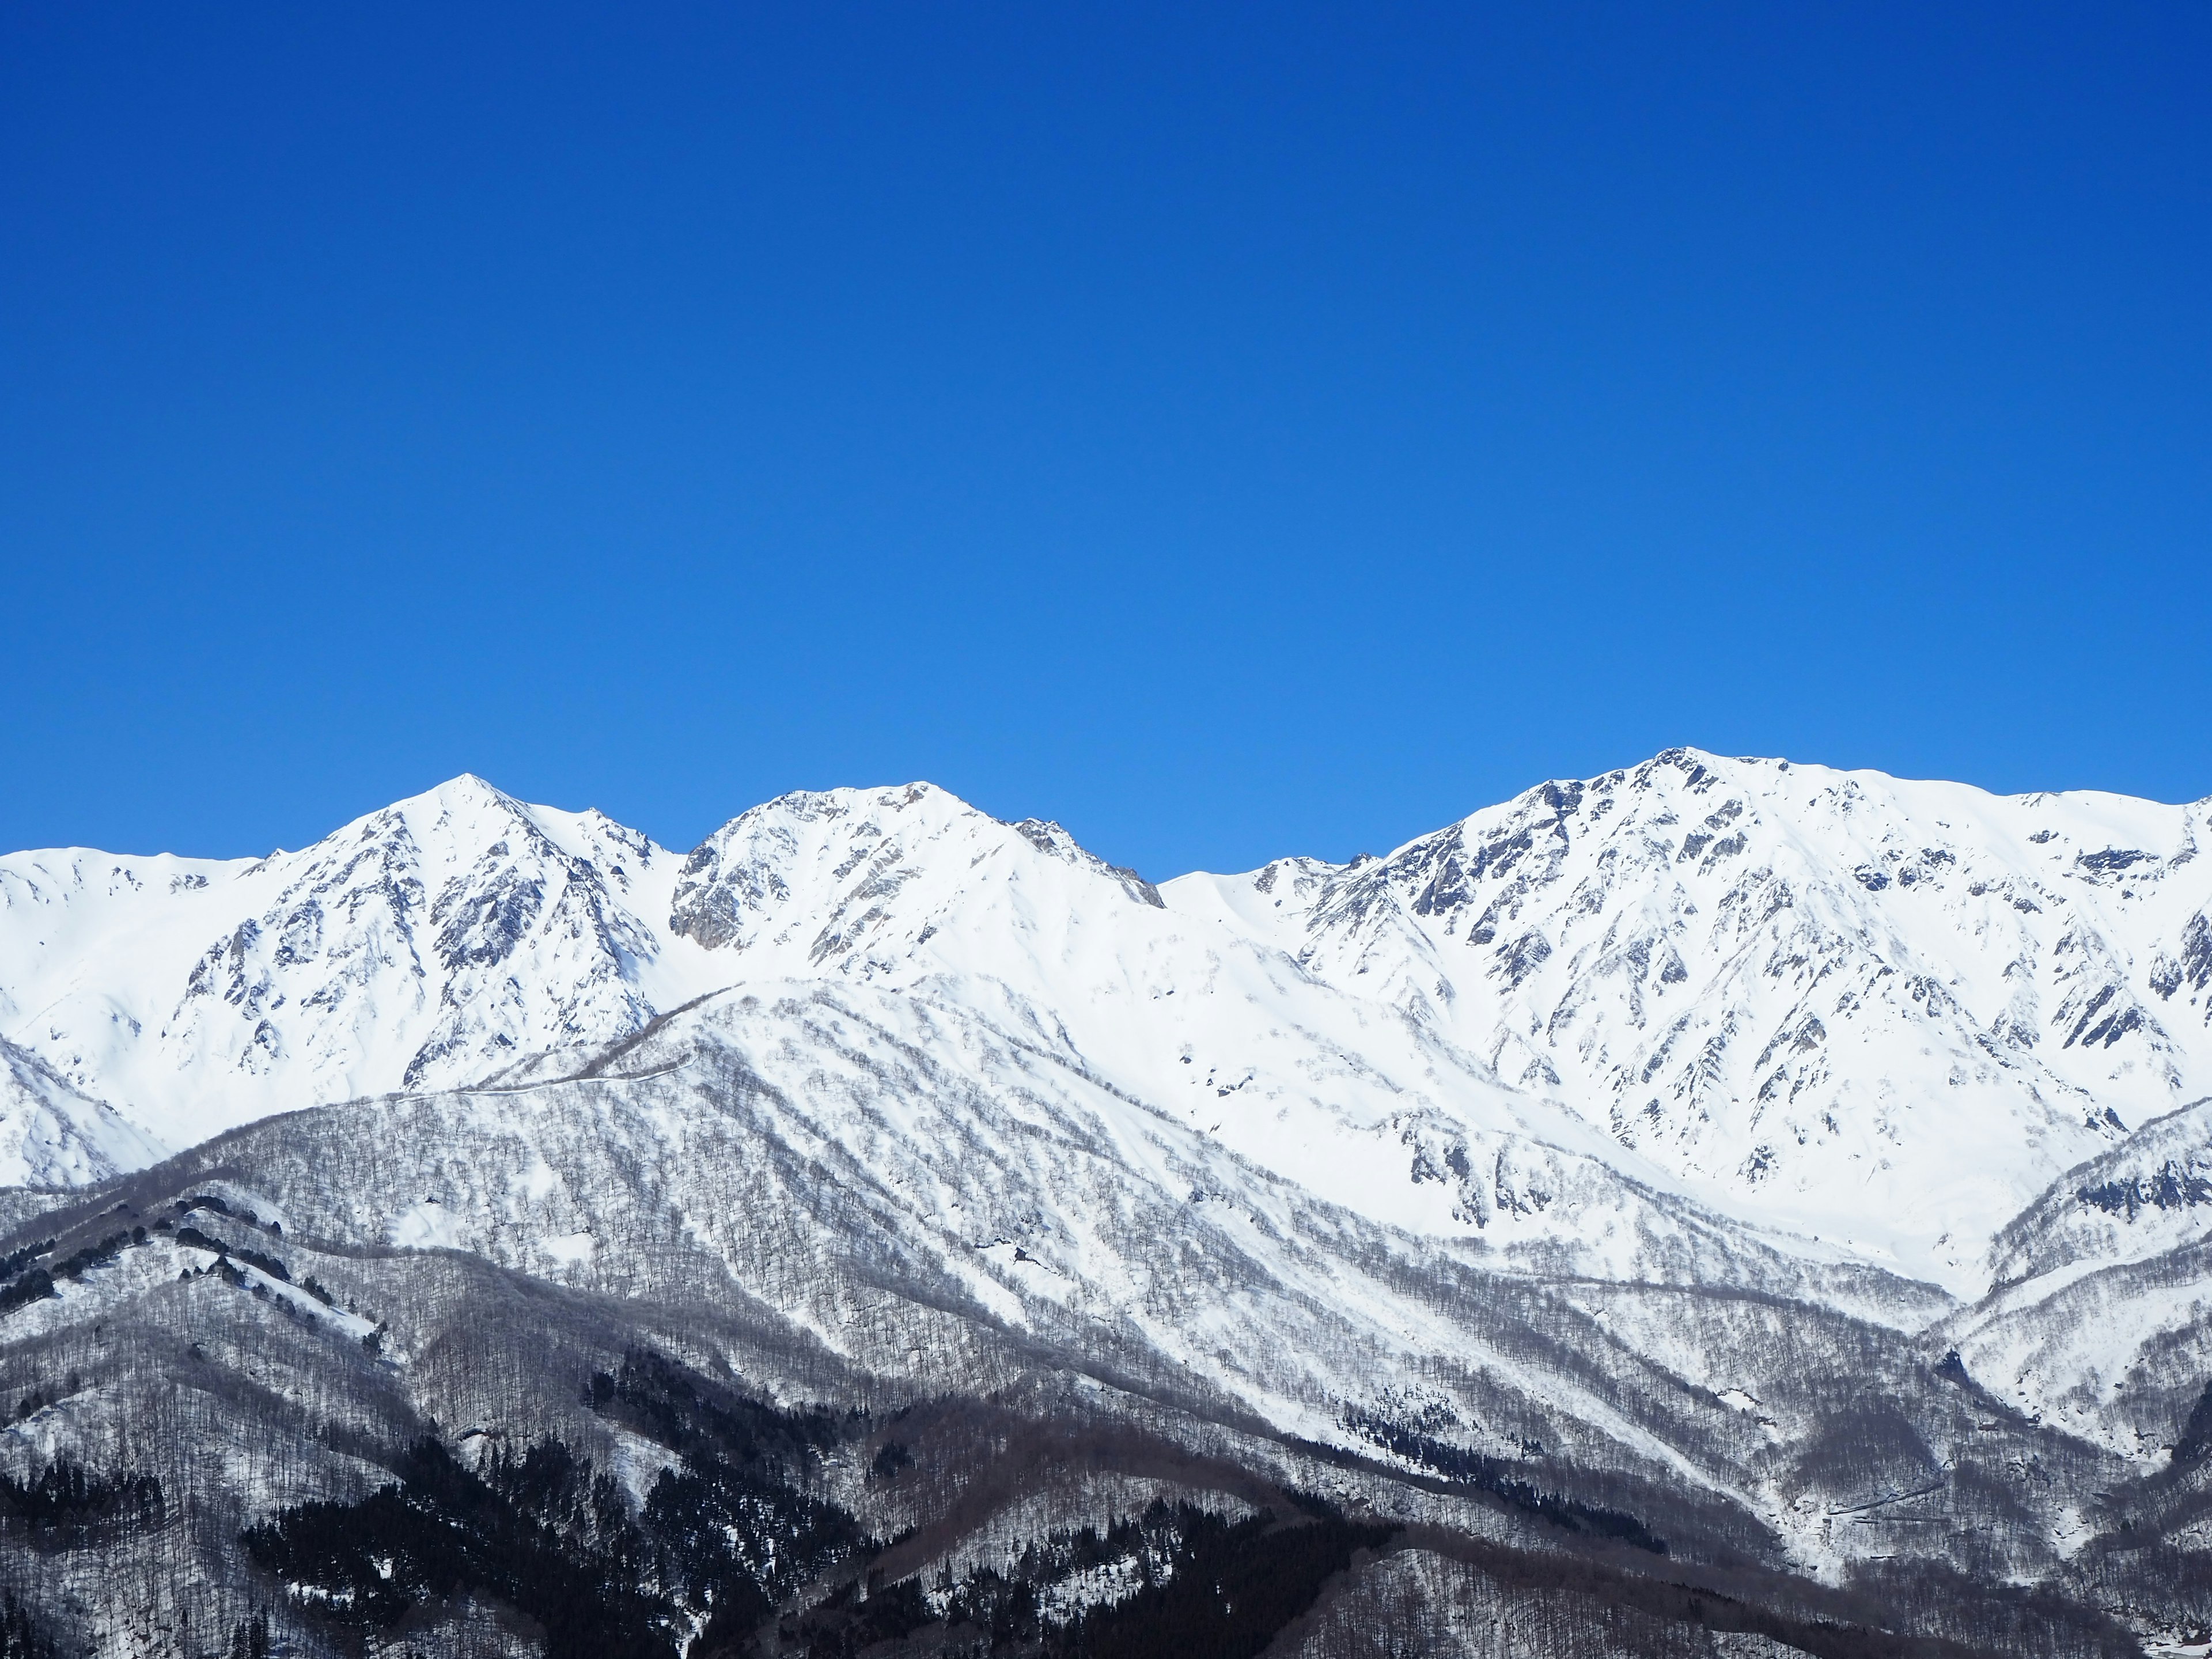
4, 4, 2206, 877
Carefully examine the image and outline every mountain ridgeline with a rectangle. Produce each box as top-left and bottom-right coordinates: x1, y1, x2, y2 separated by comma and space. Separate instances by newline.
1, 751, 2209, 1655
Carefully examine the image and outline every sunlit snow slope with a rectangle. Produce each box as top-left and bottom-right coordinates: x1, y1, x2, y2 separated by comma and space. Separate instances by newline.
0, 777, 672, 1149
0, 1035, 166, 1187
1173, 750, 2212, 1284
3, 751, 2208, 1295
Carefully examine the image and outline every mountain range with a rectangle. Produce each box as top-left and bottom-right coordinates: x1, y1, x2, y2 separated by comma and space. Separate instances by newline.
3, 749, 2210, 1657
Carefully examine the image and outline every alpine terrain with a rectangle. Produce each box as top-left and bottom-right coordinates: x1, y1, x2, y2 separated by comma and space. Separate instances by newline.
3, 749, 2211, 1657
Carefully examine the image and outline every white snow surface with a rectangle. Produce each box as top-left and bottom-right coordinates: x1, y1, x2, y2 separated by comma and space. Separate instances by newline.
0, 1034, 168, 1187
3, 752, 2210, 1300
1172, 750, 2212, 1287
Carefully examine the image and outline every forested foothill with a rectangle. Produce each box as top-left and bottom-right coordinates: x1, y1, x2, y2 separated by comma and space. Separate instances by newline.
0, 1094, 2199, 1657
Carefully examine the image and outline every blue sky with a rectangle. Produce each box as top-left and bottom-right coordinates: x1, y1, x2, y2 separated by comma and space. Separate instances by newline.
3, 4, 2206, 877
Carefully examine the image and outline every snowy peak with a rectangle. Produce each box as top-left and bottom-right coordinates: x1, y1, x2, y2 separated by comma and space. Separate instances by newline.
0, 776, 670, 1145
664, 783, 1714, 1280
668, 782, 1164, 974
0, 776, 1192, 1169
1170, 749, 2212, 1280
180, 776, 666, 1099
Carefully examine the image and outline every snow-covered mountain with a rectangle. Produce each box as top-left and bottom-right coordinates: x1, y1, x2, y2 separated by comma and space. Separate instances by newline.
3, 751, 2211, 1656
8, 752, 2208, 1291
1176, 750, 2212, 1286
0, 777, 670, 1148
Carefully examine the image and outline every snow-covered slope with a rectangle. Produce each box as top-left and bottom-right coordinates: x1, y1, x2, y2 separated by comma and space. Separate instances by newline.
0, 776, 671, 1148
1933, 1095, 2212, 1450
0, 1035, 166, 1187
1990, 1096, 2212, 1289
655, 782, 1820, 1290
1171, 749, 2212, 1285
4, 751, 2210, 1297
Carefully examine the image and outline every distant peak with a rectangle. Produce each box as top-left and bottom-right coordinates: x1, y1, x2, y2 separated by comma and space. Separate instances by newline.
395, 773, 529, 821
316, 774, 540, 857
728, 780, 982, 832
428, 771, 515, 802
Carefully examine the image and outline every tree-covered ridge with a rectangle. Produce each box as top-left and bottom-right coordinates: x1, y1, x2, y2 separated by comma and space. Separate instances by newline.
242, 1353, 869, 1658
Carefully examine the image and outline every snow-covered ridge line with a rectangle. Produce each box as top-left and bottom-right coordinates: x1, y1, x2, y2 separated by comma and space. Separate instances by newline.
2, 751, 2210, 1296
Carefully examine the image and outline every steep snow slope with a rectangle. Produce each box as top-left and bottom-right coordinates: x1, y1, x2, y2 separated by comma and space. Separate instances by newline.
0, 777, 673, 1147
1169, 749, 2212, 1285
0, 1035, 166, 1187
657, 783, 1784, 1285
1990, 1096, 2212, 1288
